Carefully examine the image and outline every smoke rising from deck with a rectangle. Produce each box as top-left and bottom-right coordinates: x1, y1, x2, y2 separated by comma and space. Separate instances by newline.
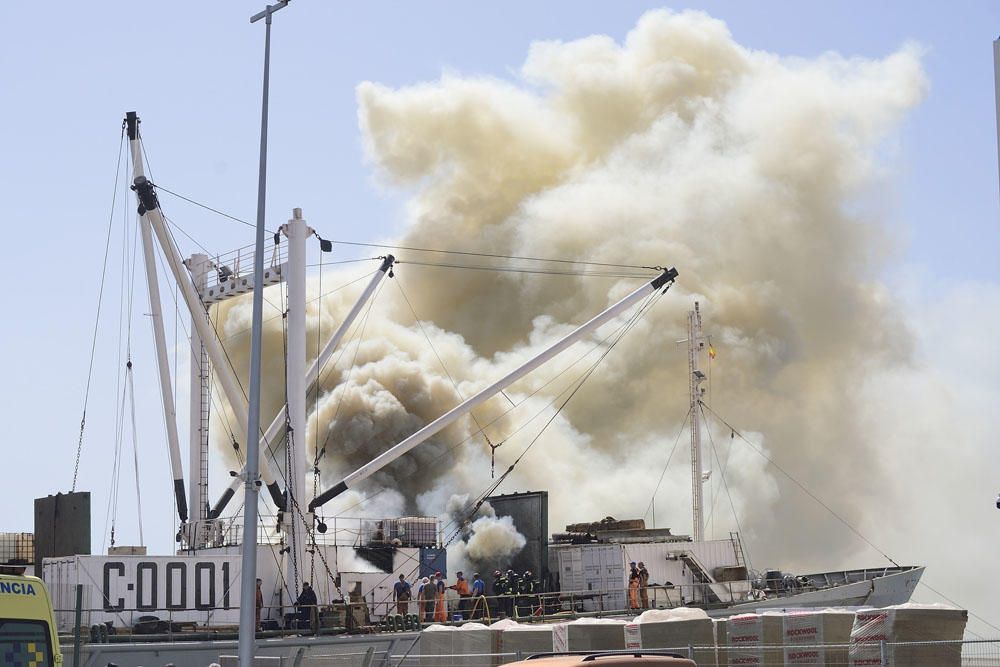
217, 9, 926, 570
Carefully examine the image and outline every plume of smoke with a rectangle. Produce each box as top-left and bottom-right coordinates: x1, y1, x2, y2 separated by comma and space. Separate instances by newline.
215, 9, 927, 573
442, 494, 527, 575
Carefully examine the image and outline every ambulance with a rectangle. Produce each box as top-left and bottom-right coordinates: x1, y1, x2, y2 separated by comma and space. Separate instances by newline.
0, 574, 62, 666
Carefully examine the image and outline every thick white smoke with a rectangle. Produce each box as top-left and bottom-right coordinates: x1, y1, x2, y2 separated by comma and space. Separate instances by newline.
441, 496, 528, 575
215, 7, 940, 603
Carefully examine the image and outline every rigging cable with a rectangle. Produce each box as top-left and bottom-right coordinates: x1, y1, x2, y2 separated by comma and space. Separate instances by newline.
700, 402, 901, 567
312, 273, 389, 463
642, 404, 694, 527
73, 128, 125, 492
698, 401, 1000, 636
394, 276, 501, 466
699, 403, 749, 572
437, 289, 665, 548
134, 182, 663, 274
332, 288, 664, 520
443, 287, 665, 544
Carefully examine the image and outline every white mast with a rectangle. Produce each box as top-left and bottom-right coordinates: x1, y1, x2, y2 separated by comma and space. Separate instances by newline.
281, 208, 310, 595
208, 254, 395, 519
125, 112, 188, 524
186, 253, 212, 531
687, 302, 707, 543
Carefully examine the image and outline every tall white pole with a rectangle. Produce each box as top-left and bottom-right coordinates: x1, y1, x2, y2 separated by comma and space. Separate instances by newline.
688, 303, 706, 543
282, 209, 310, 597
187, 253, 212, 533
126, 113, 188, 524
310, 268, 678, 511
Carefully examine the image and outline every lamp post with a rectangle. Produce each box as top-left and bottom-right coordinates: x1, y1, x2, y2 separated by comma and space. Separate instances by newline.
239, 2, 289, 664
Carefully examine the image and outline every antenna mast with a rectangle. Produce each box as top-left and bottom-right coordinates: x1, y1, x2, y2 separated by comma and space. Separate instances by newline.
688, 302, 707, 542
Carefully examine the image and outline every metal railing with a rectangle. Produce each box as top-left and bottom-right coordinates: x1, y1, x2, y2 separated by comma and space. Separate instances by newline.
178, 514, 442, 551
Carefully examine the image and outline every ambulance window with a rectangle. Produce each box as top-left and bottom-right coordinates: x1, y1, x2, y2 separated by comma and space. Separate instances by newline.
0, 619, 53, 667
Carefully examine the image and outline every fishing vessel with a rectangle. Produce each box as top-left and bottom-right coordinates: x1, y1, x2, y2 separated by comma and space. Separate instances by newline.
5, 8, 928, 667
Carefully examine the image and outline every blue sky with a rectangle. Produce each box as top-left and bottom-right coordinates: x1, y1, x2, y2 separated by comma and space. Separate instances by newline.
2, 0, 999, 625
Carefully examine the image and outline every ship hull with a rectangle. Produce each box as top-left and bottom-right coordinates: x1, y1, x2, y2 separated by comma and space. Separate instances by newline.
708, 565, 924, 617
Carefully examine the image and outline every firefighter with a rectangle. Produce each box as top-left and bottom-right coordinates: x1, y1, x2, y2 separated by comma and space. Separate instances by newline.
492, 570, 506, 619
518, 570, 537, 618
504, 569, 519, 618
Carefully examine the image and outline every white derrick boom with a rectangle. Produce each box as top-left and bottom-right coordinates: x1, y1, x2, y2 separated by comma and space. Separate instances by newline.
125, 112, 187, 524
309, 267, 678, 511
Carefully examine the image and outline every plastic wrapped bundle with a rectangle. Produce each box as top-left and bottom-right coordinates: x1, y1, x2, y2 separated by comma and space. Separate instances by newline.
497, 622, 557, 663
849, 603, 967, 667
625, 608, 715, 665
552, 618, 628, 652
419, 622, 503, 667
721, 613, 783, 666
781, 609, 854, 665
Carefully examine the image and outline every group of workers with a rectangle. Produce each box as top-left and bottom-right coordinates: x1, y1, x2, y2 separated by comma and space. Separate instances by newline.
492, 568, 539, 619
393, 570, 489, 621
392, 567, 540, 621
628, 561, 650, 609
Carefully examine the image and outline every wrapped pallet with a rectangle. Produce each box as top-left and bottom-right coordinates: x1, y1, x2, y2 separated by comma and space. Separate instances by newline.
496, 622, 557, 663
781, 609, 854, 665
552, 618, 627, 652
722, 612, 783, 666
849, 603, 967, 667
624, 608, 715, 665
419, 622, 503, 667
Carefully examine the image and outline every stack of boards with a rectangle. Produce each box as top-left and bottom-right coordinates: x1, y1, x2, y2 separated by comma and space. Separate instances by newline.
417, 603, 967, 666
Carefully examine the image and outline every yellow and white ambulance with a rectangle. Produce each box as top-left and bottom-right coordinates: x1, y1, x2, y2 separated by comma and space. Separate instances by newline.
0, 574, 62, 666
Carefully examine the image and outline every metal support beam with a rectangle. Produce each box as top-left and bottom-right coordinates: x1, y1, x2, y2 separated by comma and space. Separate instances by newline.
309, 267, 678, 511
126, 112, 188, 524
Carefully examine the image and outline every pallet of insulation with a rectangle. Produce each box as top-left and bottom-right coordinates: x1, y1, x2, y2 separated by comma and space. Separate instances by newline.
781, 609, 855, 665
849, 603, 967, 667
624, 608, 716, 665
720, 612, 783, 666
418, 622, 503, 667
552, 618, 627, 652
493, 621, 557, 663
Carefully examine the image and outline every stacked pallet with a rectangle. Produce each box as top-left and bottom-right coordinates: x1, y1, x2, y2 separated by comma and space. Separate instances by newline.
624, 608, 715, 665
552, 618, 628, 652
418, 622, 503, 667
496, 622, 557, 662
720, 612, 783, 666
781, 609, 854, 665
849, 603, 967, 667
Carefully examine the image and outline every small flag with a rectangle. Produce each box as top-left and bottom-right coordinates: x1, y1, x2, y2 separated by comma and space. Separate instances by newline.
708, 345, 716, 360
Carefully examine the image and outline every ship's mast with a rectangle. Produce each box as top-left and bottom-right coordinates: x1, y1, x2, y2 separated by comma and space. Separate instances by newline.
688, 302, 707, 542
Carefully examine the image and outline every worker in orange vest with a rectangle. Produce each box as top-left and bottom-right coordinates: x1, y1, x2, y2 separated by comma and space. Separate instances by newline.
449, 571, 471, 619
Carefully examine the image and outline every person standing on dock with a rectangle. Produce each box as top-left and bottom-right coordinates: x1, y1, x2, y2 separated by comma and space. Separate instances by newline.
449, 571, 471, 619
628, 563, 640, 610
433, 571, 448, 622
393, 574, 412, 616
295, 582, 318, 629
255, 578, 264, 630
420, 576, 435, 622
470, 573, 486, 619
637, 562, 650, 608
